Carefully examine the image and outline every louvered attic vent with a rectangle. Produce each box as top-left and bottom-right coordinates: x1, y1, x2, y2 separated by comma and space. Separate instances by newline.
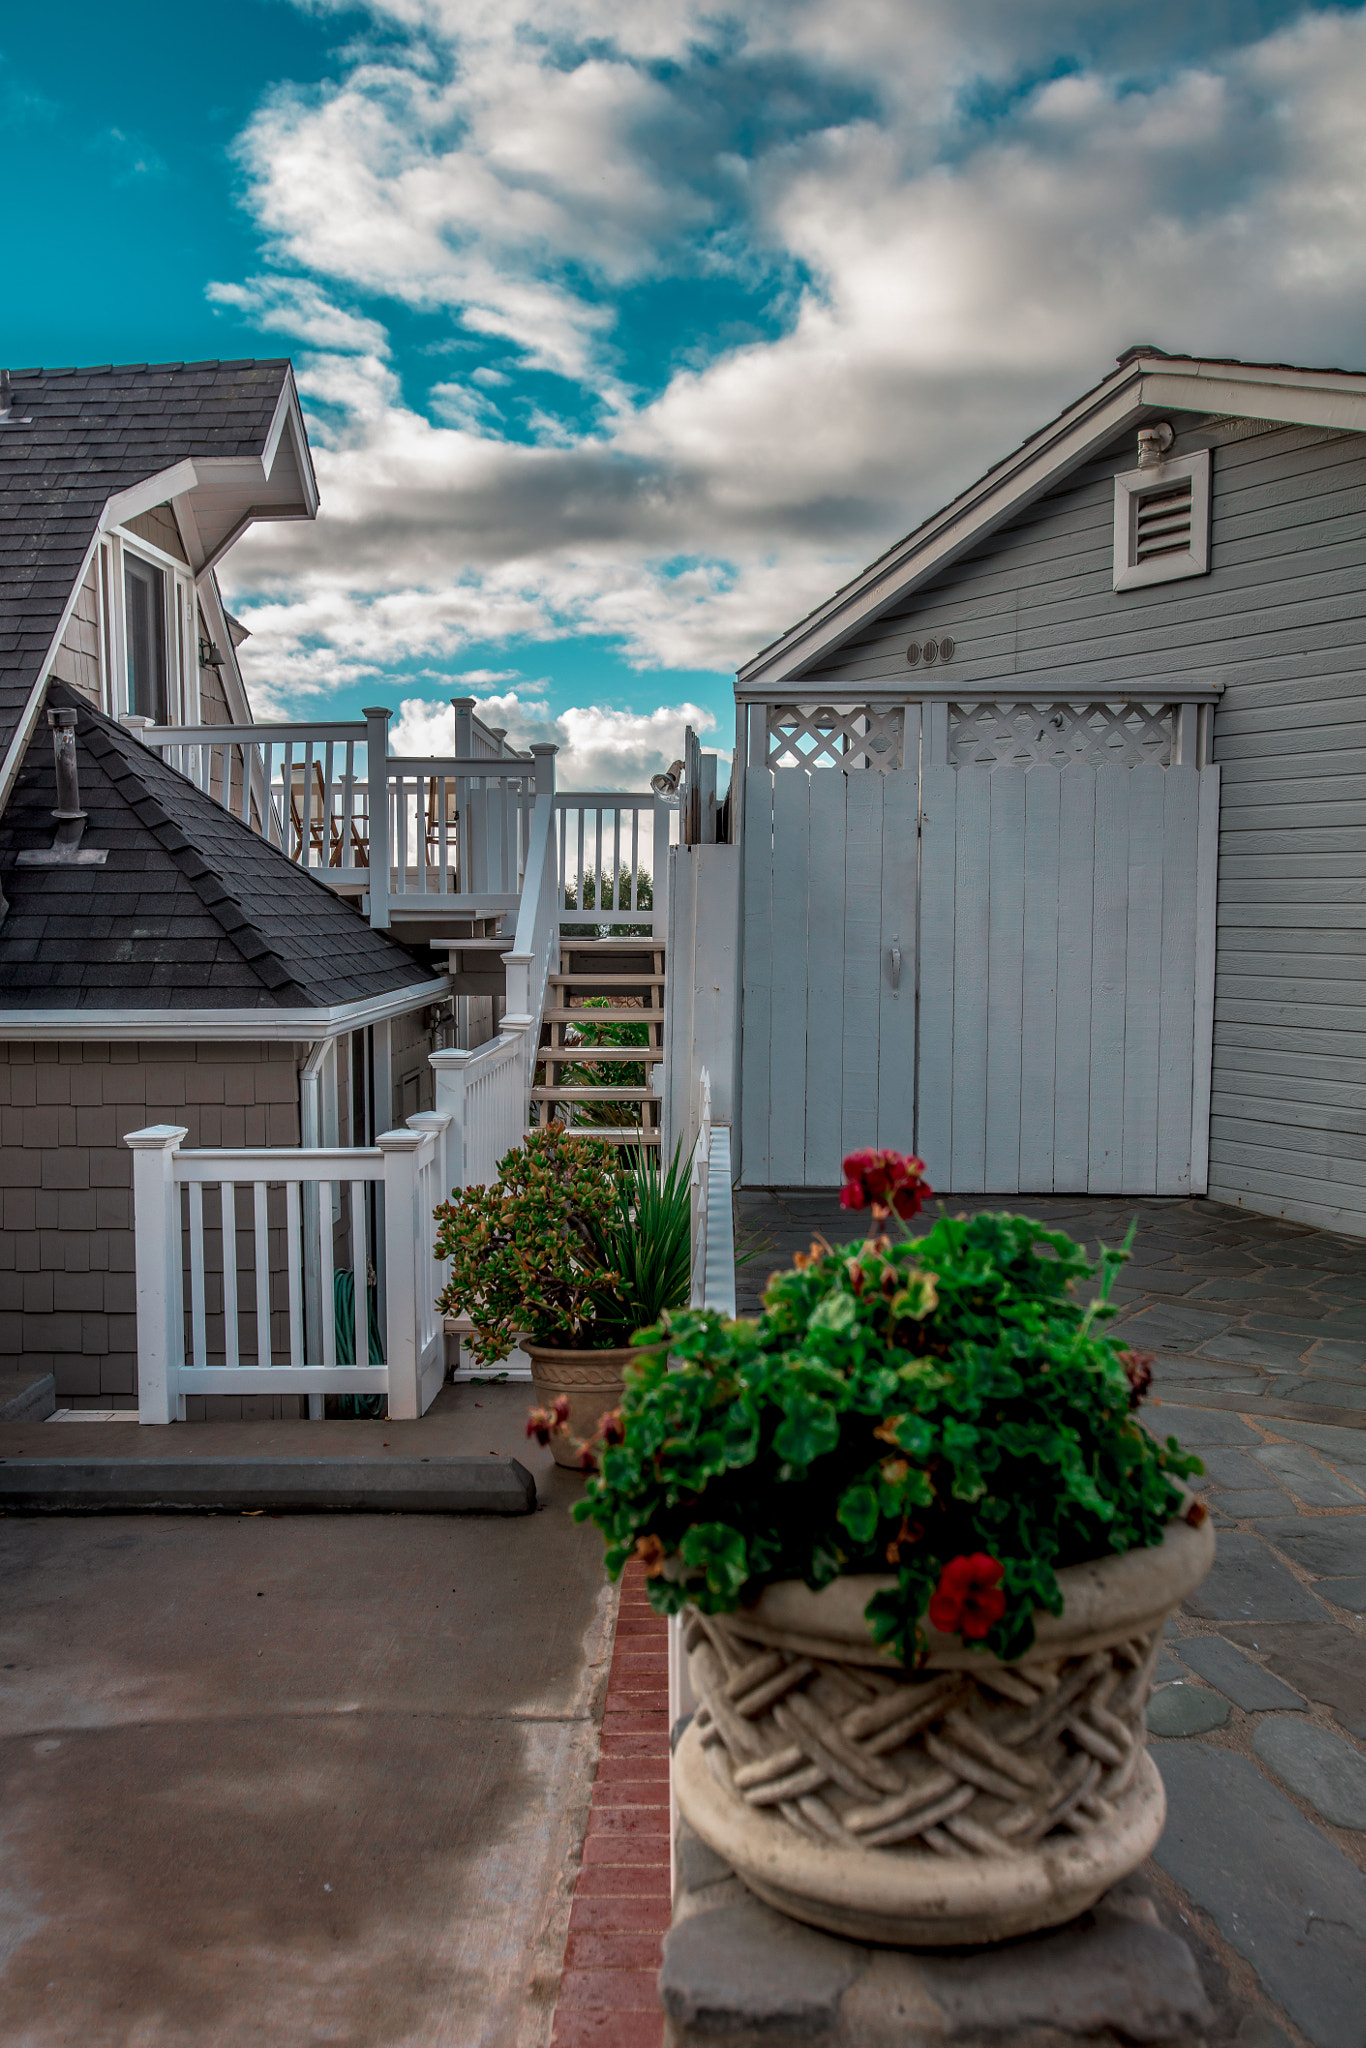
1113, 445, 1210, 592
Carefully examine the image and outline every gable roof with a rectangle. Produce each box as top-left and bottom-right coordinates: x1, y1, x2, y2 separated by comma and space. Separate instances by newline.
0, 684, 442, 1017
738, 347, 1366, 692
0, 357, 318, 808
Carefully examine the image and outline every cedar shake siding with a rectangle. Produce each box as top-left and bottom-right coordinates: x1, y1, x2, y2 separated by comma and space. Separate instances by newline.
813, 413, 1366, 1236
0, 1040, 307, 1412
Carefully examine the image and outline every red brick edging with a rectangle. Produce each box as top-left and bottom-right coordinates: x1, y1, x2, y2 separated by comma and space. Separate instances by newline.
551, 1560, 669, 2048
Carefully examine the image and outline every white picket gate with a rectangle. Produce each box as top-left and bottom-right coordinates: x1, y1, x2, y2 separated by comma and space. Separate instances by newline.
125, 1119, 450, 1423
738, 695, 1219, 1195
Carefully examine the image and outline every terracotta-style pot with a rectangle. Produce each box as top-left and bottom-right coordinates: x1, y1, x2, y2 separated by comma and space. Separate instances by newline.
673, 1513, 1214, 1946
523, 1343, 638, 1470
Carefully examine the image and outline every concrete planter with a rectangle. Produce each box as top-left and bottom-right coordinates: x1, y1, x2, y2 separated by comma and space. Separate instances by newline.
674, 1514, 1215, 1946
524, 1343, 637, 1470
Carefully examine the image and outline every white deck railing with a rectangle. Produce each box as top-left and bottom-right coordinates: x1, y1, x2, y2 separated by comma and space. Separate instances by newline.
133, 708, 544, 924
125, 1117, 450, 1424
688, 1069, 736, 1317
555, 792, 671, 936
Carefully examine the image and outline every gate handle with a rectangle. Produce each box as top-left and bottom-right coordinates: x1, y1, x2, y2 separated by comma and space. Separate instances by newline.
889, 941, 902, 997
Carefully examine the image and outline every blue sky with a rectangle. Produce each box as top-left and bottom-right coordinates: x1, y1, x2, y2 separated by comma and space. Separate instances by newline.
6, 1, 1366, 780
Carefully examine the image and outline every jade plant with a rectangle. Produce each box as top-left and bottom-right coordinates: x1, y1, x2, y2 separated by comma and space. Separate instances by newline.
434, 1124, 693, 1371
575, 1149, 1204, 1663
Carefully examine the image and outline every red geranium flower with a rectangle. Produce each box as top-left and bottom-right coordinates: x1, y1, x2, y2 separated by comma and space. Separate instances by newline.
840, 1148, 932, 1221
927, 1553, 1007, 1639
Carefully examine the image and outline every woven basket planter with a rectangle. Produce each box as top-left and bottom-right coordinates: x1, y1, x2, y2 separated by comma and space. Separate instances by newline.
524, 1343, 636, 1470
673, 1513, 1214, 1945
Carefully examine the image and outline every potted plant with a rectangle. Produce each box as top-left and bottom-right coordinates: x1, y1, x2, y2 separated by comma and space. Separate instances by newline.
576, 1149, 1213, 1944
433, 1124, 691, 1470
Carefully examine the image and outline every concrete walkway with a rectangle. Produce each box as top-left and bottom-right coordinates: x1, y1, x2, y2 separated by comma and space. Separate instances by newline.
736, 1190, 1366, 2048
0, 1385, 612, 2048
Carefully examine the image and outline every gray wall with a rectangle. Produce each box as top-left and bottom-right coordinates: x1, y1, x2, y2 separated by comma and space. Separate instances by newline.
811, 414, 1366, 1236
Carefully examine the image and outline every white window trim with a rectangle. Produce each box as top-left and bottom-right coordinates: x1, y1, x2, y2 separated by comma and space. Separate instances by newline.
1113, 447, 1211, 593
96, 526, 201, 724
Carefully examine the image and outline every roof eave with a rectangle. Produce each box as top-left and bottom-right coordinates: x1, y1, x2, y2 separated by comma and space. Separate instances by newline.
737, 353, 1366, 692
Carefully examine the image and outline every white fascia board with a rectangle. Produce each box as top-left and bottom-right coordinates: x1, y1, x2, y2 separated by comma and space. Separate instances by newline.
739, 351, 1366, 692
737, 677, 1224, 703
99, 460, 201, 533
263, 372, 320, 516
738, 376, 1150, 688
0, 529, 106, 813
1138, 369, 1366, 435
0, 977, 450, 1044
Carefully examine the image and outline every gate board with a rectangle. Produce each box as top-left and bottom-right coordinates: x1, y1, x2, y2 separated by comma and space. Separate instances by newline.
741, 753, 1218, 1194
918, 761, 1216, 1195
740, 763, 919, 1185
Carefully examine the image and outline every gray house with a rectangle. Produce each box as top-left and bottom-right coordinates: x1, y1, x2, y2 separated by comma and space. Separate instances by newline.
0, 362, 448, 1411
719, 347, 1366, 1239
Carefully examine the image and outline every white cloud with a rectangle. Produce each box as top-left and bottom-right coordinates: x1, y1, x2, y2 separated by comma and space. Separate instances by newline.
390, 689, 715, 788
218, 3, 1366, 701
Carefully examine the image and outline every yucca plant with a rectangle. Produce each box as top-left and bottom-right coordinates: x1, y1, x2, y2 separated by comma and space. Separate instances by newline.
587, 1143, 693, 1342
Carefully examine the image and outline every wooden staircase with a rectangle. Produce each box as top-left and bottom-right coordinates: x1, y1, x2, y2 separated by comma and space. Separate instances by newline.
530, 938, 665, 1147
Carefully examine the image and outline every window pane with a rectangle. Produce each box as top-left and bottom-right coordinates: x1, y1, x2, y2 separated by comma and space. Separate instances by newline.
124, 555, 167, 721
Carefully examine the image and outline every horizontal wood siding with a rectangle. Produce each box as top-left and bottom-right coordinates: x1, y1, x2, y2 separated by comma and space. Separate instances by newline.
812, 415, 1366, 1235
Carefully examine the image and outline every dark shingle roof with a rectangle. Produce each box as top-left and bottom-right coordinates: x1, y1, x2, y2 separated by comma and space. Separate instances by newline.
0, 685, 439, 1011
0, 359, 298, 769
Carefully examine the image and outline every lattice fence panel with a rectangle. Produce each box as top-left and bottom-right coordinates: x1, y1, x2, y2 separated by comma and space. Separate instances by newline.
767, 704, 905, 772
948, 702, 1174, 769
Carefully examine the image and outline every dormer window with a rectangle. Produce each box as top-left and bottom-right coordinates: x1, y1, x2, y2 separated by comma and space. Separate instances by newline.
124, 553, 169, 721
95, 526, 200, 726
1113, 445, 1210, 592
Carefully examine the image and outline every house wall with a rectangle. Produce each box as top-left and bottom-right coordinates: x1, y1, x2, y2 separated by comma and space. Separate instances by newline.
124, 506, 188, 560
811, 415, 1366, 1235
391, 1005, 437, 1125
0, 1040, 306, 1416
46, 557, 101, 706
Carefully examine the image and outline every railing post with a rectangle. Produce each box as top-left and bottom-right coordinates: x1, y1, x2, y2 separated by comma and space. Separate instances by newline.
451, 697, 475, 757
530, 741, 557, 797
501, 953, 533, 1031
364, 706, 391, 928
406, 1108, 453, 1205
429, 1049, 472, 1191
124, 1124, 188, 1425
377, 1127, 425, 1419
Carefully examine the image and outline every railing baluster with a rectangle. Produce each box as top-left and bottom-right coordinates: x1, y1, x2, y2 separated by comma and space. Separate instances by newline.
319, 1183, 337, 1371
188, 1181, 206, 1370
303, 738, 317, 868
221, 1181, 239, 1371
253, 1181, 272, 1368
350, 1182, 367, 1367
286, 1182, 304, 1370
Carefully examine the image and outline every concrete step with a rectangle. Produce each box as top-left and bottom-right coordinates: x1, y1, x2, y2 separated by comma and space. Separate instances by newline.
0, 1454, 536, 1515
0, 1373, 56, 1424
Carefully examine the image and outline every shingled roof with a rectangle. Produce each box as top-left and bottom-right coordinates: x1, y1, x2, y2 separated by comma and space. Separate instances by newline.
0, 684, 440, 1012
0, 357, 311, 781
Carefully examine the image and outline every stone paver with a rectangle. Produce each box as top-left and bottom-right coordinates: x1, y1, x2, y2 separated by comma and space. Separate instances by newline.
1252, 1718, 1366, 1830
735, 1191, 1366, 2047
1146, 1682, 1230, 1736
1174, 1637, 1306, 1713
1154, 1744, 1366, 2048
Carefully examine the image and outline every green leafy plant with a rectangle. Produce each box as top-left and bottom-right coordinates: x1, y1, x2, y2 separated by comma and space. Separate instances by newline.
575, 1198, 1203, 1664
588, 1143, 694, 1342
434, 1125, 625, 1363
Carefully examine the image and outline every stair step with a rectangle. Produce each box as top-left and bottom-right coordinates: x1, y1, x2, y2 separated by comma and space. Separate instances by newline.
530, 1127, 661, 1145
531, 1085, 656, 1101
543, 1006, 660, 1023
538, 1046, 663, 1064
548, 974, 666, 987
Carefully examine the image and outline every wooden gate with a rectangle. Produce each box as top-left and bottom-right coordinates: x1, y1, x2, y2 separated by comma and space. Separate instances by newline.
738, 698, 1219, 1194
